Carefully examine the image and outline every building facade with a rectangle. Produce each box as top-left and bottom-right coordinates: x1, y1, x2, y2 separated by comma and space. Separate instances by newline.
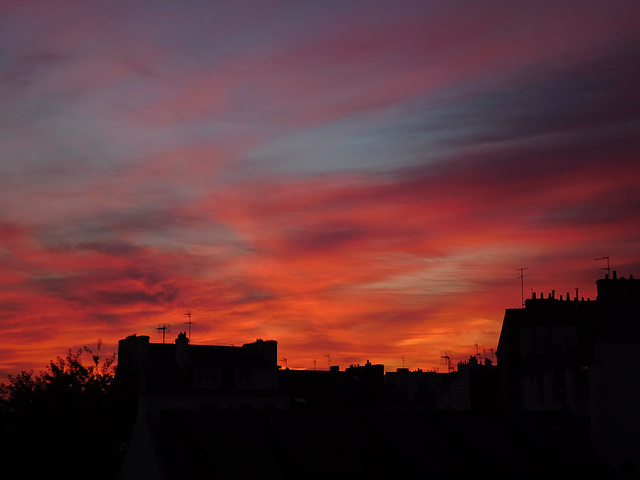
496, 272, 640, 474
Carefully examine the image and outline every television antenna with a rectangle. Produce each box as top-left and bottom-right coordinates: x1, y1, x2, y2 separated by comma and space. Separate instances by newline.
595, 257, 610, 277
324, 354, 331, 369
184, 311, 192, 339
516, 267, 528, 307
441, 351, 453, 373
157, 323, 171, 344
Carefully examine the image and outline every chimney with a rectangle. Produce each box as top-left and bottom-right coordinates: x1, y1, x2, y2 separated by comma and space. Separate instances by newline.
175, 332, 189, 372
613, 270, 617, 280
552, 289, 555, 299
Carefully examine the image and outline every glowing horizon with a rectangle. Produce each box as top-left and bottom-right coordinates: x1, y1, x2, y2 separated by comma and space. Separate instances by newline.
1, 1, 640, 377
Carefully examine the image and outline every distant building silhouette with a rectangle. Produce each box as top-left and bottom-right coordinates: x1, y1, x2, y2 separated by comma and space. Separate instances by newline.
279, 360, 395, 411
436, 355, 498, 411
116, 332, 286, 411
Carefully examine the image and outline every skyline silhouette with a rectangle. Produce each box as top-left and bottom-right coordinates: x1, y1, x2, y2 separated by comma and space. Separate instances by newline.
2, 2, 640, 379
2, 270, 637, 477
111, 271, 637, 477
1, 267, 637, 379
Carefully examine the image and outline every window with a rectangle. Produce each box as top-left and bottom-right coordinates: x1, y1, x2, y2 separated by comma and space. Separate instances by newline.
195, 368, 220, 388
237, 368, 253, 385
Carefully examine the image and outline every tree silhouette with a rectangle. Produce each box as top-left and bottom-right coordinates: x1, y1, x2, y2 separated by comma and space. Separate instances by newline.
0, 341, 134, 479
1, 340, 115, 414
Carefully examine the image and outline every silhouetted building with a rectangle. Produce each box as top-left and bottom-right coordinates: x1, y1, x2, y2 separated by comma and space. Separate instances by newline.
114, 271, 639, 479
117, 333, 289, 477
497, 289, 599, 414
496, 272, 640, 476
436, 356, 499, 411
117, 333, 285, 410
384, 368, 449, 409
278, 360, 406, 411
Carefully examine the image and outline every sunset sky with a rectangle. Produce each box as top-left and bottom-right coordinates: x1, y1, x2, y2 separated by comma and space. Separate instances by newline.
1, 1, 640, 377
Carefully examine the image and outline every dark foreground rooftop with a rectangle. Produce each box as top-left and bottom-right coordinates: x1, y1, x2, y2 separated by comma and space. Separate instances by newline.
121, 409, 613, 479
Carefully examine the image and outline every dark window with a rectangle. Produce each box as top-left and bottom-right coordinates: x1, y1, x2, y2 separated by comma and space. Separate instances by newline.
552, 370, 566, 403
195, 368, 219, 387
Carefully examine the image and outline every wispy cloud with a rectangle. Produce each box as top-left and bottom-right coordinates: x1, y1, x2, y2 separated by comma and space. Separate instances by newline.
1, 1, 639, 375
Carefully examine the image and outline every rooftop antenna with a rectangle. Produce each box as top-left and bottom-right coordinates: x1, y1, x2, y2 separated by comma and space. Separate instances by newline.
595, 257, 610, 277
156, 323, 170, 344
441, 351, 453, 373
184, 311, 192, 339
516, 267, 528, 308
324, 354, 331, 369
